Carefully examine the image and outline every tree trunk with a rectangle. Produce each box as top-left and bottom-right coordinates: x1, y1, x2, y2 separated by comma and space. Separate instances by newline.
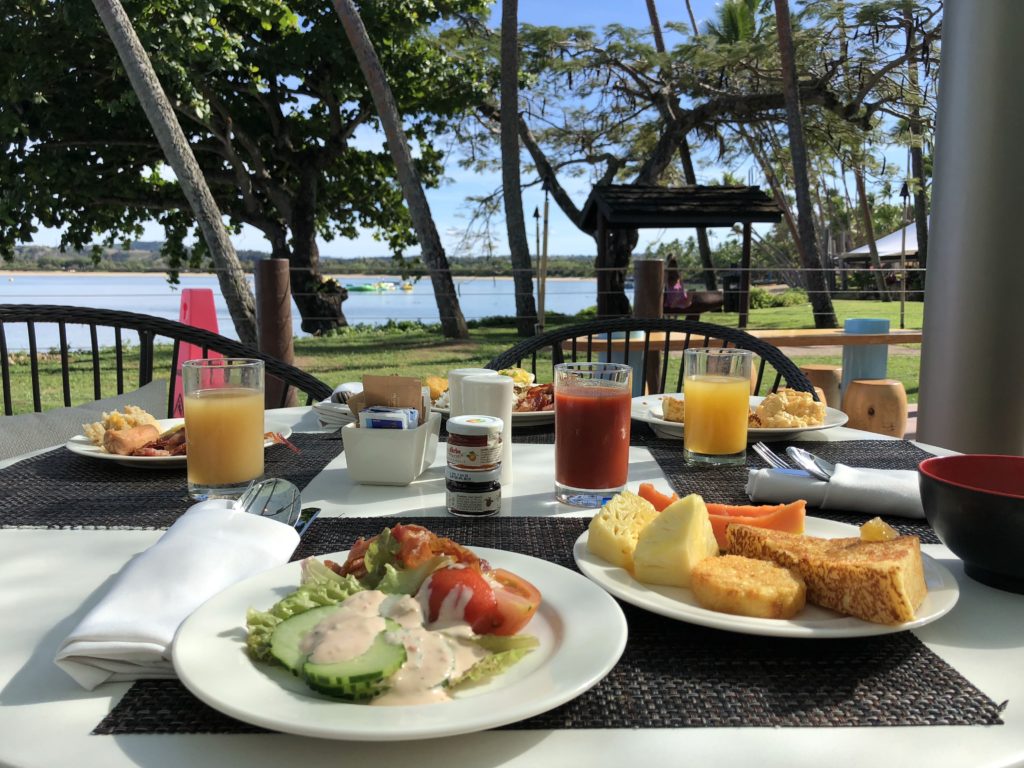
772, 0, 838, 328
596, 229, 636, 318
645, 0, 717, 292
853, 164, 891, 300
678, 136, 717, 290
332, 0, 468, 339
289, 162, 349, 334
91, 0, 257, 346
500, 0, 539, 336
903, 2, 929, 282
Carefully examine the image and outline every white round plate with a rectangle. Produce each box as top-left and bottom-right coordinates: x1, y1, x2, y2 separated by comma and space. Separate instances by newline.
432, 405, 555, 427
65, 417, 293, 468
573, 517, 959, 639
631, 394, 848, 441
173, 548, 628, 741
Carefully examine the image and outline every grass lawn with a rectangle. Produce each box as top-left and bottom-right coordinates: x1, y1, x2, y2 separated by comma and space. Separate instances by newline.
3, 299, 922, 413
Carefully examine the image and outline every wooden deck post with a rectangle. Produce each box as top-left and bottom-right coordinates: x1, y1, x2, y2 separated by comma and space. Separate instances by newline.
739, 222, 752, 328
633, 257, 665, 392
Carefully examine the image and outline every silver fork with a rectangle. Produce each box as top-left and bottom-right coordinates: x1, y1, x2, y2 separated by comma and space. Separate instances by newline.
751, 441, 791, 469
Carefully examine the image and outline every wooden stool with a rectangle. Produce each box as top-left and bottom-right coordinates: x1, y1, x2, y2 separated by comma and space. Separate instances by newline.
841, 379, 908, 438
800, 364, 841, 408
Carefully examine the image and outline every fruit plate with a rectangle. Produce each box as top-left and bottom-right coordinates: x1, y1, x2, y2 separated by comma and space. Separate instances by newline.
573, 517, 959, 639
630, 394, 848, 442
65, 418, 292, 469
173, 548, 627, 740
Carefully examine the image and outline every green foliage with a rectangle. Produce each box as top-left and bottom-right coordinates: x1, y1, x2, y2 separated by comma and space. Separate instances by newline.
0, 0, 491, 266
749, 287, 809, 308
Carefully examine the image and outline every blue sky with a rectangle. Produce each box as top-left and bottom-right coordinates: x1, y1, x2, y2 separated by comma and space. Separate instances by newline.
26, 1, 792, 259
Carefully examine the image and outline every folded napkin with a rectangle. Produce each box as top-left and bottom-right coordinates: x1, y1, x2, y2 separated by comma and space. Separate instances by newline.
55, 500, 299, 690
326, 381, 363, 404
746, 464, 924, 519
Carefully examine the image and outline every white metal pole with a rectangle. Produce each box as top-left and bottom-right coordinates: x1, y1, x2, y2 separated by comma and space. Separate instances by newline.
917, 0, 1024, 454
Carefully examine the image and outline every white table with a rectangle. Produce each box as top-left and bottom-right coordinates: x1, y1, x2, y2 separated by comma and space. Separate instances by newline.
0, 408, 1021, 768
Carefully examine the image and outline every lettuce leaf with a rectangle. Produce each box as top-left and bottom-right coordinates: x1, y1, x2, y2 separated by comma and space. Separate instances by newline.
361, 527, 401, 584
375, 555, 452, 595
448, 634, 539, 690
245, 571, 364, 662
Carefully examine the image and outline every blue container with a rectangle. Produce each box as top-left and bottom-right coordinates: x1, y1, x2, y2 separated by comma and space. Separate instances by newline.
841, 318, 890, 396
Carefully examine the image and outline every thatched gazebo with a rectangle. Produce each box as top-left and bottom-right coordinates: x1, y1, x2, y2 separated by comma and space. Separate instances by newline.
579, 184, 783, 327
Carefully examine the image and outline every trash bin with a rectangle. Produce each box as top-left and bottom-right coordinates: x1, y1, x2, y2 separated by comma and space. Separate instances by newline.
722, 272, 741, 313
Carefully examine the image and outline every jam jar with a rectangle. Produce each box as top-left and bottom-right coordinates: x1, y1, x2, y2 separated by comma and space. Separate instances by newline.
446, 415, 504, 471
445, 467, 501, 517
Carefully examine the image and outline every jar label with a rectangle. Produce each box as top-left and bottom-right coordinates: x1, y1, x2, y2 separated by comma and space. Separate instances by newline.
446, 438, 503, 470
446, 487, 501, 517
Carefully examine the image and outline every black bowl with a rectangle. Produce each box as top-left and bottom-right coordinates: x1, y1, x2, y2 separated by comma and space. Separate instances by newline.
919, 454, 1024, 593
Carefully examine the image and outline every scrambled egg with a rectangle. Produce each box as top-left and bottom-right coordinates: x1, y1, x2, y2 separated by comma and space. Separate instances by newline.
498, 367, 535, 391
82, 405, 159, 446
754, 390, 825, 428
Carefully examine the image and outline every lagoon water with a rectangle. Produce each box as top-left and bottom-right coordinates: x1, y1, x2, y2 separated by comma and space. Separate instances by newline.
0, 273, 624, 350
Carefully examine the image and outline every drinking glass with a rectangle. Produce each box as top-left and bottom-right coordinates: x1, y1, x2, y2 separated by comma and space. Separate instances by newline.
183, 358, 265, 499
554, 362, 632, 507
683, 348, 752, 465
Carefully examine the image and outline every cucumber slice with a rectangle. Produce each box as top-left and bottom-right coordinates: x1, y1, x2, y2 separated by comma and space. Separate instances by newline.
269, 605, 341, 675
303, 619, 407, 701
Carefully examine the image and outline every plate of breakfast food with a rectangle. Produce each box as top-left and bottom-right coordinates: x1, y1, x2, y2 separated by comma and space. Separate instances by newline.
631, 390, 848, 441
66, 406, 293, 468
573, 486, 959, 638
173, 524, 627, 740
426, 369, 555, 426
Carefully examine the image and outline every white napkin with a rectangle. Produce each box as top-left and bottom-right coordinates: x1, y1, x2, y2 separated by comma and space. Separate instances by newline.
746, 464, 925, 519
462, 374, 515, 486
55, 500, 299, 690
326, 381, 363, 404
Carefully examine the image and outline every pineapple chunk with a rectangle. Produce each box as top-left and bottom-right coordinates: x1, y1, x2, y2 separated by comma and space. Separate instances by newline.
860, 516, 899, 542
587, 491, 660, 570
633, 494, 719, 587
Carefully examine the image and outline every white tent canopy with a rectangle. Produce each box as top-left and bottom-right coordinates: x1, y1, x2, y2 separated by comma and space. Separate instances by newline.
843, 219, 927, 259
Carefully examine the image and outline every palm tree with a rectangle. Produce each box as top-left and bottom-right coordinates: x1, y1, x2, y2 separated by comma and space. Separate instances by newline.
773, 0, 838, 328
500, 0, 539, 336
332, 0, 468, 340
90, 0, 257, 345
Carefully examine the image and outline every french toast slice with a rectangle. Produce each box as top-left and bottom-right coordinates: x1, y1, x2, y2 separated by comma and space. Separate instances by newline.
725, 524, 927, 624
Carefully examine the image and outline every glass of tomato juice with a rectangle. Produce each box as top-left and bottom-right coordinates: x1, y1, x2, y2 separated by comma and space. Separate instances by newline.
183, 358, 265, 500
682, 348, 752, 466
554, 362, 632, 507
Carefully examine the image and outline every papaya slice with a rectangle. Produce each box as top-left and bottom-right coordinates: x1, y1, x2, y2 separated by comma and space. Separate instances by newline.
706, 500, 807, 550
638, 482, 679, 512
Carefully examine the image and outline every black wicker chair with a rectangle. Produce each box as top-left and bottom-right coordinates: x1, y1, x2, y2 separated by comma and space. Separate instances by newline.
486, 318, 815, 396
0, 304, 333, 416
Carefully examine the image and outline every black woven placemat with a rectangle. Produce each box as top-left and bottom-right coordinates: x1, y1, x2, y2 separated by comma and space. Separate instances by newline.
0, 433, 342, 529
647, 439, 941, 543
95, 517, 1003, 735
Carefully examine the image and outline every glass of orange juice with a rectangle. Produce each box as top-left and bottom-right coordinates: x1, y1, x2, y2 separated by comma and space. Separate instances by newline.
683, 348, 752, 465
183, 358, 265, 499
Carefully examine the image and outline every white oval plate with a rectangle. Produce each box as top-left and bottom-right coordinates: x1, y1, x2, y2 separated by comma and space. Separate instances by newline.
65, 417, 293, 468
318, 402, 555, 428
631, 394, 848, 442
574, 517, 959, 639
173, 547, 628, 741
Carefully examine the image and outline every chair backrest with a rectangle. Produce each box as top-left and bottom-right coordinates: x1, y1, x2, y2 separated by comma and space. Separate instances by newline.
0, 304, 333, 416
486, 317, 816, 397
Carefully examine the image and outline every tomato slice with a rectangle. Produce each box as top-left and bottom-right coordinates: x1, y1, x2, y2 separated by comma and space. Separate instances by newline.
638, 482, 679, 511
425, 566, 498, 634
487, 568, 542, 636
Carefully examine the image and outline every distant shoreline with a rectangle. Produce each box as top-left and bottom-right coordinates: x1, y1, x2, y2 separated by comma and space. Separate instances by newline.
0, 270, 593, 282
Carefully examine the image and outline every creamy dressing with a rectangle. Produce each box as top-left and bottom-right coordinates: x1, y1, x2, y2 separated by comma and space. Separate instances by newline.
300, 588, 490, 706
300, 591, 387, 664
